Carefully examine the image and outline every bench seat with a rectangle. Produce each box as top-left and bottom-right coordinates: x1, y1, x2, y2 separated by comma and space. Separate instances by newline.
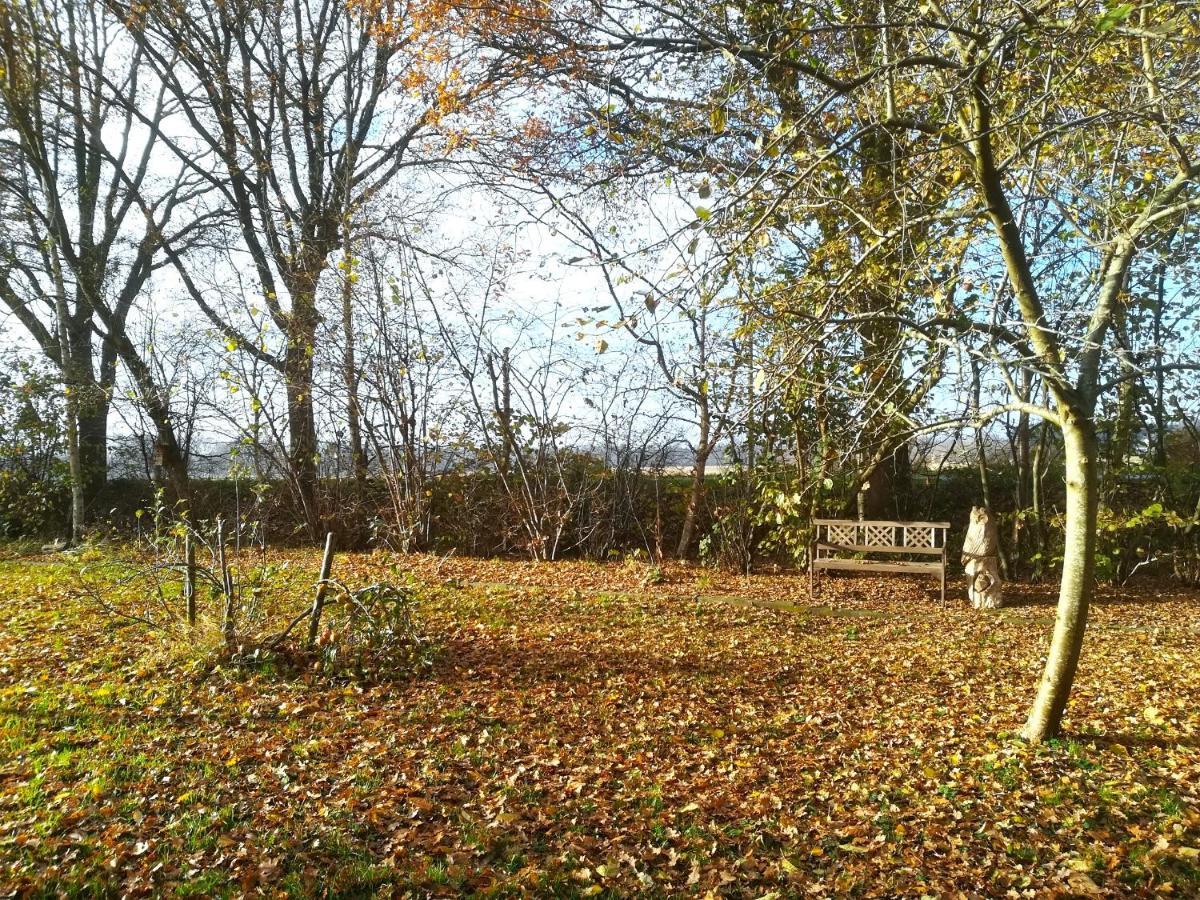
812, 557, 943, 575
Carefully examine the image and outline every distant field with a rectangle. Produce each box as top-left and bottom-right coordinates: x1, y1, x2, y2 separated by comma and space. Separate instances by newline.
1, 549, 1198, 897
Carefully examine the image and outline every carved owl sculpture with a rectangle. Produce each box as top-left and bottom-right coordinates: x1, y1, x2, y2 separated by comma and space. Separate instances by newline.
962, 506, 1003, 609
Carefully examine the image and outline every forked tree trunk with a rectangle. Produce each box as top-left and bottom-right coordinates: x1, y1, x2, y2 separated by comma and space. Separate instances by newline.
1021, 414, 1099, 742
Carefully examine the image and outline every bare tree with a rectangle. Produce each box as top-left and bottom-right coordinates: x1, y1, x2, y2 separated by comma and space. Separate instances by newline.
1, 0, 210, 532
111, 0, 518, 538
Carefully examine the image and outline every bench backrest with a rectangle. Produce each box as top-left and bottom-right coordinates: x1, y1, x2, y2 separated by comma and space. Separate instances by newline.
813, 519, 951, 553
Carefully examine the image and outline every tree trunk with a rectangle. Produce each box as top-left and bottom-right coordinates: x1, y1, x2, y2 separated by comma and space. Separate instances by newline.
108, 330, 190, 508
306, 531, 336, 649
858, 443, 911, 519
1012, 385, 1032, 576
75, 392, 108, 507
341, 265, 367, 492
285, 313, 321, 540
855, 123, 914, 522
1150, 246, 1171, 468
53, 286, 86, 544
63, 381, 86, 545
676, 403, 711, 558
1021, 414, 1099, 742
66, 320, 109, 509
153, 420, 190, 509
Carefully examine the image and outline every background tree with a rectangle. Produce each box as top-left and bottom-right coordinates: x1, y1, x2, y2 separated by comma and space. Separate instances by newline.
1, 0, 209, 531
112, 0, 520, 537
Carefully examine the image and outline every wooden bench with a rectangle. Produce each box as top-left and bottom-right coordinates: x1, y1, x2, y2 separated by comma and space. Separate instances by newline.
809, 519, 951, 604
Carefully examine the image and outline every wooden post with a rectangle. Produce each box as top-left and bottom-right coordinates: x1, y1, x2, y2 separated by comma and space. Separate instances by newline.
306, 532, 336, 650
184, 533, 196, 626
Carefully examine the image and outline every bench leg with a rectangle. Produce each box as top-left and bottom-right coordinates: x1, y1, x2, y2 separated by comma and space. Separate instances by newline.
808, 546, 815, 600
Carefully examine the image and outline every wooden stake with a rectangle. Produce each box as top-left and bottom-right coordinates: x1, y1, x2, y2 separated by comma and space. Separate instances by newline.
306, 532, 336, 650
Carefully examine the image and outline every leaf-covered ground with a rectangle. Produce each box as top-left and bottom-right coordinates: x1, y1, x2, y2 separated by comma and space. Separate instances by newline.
1, 549, 1198, 897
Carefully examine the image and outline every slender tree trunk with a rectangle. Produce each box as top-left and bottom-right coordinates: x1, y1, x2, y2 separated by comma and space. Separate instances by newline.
341, 264, 367, 492
306, 531, 336, 650
676, 403, 711, 558
1109, 304, 1137, 472
184, 533, 196, 626
1151, 249, 1170, 468
1030, 423, 1051, 580
1022, 413, 1099, 742
487, 348, 515, 479
1013, 385, 1032, 576
218, 519, 235, 647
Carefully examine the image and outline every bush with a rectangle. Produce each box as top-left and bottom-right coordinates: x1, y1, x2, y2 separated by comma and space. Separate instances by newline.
0, 357, 70, 538
315, 581, 435, 681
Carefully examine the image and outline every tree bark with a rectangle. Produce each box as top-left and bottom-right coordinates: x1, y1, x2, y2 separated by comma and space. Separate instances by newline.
1021, 413, 1099, 742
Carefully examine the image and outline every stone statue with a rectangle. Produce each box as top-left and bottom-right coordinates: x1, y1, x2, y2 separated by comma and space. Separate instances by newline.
962, 506, 1003, 609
